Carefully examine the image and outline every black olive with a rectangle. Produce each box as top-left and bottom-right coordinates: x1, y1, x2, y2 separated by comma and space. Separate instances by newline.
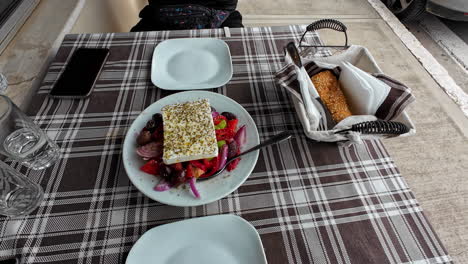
172, 170, 186, 186
165, 166, 172, 176
211, 106, 217, 112
152, 113, 163, 125
136, 131, 152, 146
178, 170, 186, 178
221, 112, 237, 120
159, 164, 166, 178
145, 119, 156, 132
159, 164, 172, 179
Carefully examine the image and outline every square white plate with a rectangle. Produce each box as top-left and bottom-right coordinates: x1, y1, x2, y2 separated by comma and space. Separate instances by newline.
151, 38, 233, 90
126, 215, 267, 264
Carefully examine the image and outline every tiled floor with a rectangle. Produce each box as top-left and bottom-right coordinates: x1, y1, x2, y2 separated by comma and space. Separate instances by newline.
238, 0, 379, 16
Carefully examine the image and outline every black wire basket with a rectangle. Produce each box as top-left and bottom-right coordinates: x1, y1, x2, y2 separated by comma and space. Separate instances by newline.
299, 19, 349, 49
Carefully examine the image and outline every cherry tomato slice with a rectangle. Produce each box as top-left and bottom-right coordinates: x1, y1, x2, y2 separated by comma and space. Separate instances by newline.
140, 160, 159, 175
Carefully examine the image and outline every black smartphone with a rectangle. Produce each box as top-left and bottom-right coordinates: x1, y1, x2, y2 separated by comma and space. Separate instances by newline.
0, 258, 19, 264
49, 48, 110, 98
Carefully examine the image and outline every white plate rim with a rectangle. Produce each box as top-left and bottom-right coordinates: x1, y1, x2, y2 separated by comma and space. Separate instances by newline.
125, 214, 268, 264
151, 38, 233, 90
122, 91, 259, 207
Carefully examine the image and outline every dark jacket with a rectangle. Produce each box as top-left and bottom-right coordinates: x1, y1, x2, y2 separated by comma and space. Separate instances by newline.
131, 0, 243, 32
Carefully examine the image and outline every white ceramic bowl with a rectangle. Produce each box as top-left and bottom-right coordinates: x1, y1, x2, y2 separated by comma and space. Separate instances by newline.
122, 91, 259, 207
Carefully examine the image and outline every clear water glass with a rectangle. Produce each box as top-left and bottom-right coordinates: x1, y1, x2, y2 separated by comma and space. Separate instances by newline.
0, 160, 43, 216
0, 95, 60, 170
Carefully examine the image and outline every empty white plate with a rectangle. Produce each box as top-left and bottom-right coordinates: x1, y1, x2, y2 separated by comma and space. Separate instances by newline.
151, 38, 233, 90
126, 215, 267, 264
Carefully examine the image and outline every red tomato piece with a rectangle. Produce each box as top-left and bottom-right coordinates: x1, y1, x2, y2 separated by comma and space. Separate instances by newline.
186, 163, 205, 178
227, 119, 238, 132
186, 164, 194, 178
140, 160, 159, 175
227, 157, 241, 171
189, 160, 207, 171
172, 162, 183, 171
198, 157, 219, 179
203, 159, 214, 170
213, 115, 227, 125
210, 157, 218, 169
215, 129, 235, 141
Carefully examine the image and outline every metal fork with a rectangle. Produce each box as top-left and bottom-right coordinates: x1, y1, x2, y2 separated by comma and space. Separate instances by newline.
198, 131, 293, 181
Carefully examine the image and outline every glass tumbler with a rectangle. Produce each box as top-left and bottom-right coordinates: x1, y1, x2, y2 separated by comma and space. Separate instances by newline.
0, 95, 60, 170
0, 160, 43, 216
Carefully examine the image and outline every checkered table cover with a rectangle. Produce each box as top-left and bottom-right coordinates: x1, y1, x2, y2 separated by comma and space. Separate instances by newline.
0, 25, 451, 264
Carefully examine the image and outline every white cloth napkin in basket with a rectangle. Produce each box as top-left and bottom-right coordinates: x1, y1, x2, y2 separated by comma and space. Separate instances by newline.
276, 45, 416, 143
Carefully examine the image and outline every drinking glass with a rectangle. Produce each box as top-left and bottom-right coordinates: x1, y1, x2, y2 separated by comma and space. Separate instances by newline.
0, 160, 43, 216
0, 95, 60, 170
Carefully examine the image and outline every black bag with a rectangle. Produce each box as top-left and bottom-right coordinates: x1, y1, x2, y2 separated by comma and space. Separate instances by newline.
131, 3, 243, 32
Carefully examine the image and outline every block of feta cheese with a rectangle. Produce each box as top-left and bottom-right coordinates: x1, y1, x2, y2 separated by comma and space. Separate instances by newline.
162, 99, 218, 164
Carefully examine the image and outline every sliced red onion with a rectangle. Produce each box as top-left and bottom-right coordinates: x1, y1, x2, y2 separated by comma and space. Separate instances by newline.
189, 177, 200, 198
234, 125, 247, 148
154, 180, 171, 192
212, 111, 220, 118
227, 140, 238, 159
136, 141, 162, 158
217, 144, 228, 169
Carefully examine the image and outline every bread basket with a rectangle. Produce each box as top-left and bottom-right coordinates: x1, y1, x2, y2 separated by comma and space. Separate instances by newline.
275, 20, 416, 143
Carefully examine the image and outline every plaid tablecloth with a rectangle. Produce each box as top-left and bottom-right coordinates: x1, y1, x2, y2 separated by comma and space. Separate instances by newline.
0, 25, 451, 264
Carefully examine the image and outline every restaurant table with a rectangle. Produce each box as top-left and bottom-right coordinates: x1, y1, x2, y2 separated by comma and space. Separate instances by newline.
0, 25, 451, 264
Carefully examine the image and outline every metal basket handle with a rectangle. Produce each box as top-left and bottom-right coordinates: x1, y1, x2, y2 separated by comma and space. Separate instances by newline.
299, 19, 349, 49
334, 121, 409, 135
